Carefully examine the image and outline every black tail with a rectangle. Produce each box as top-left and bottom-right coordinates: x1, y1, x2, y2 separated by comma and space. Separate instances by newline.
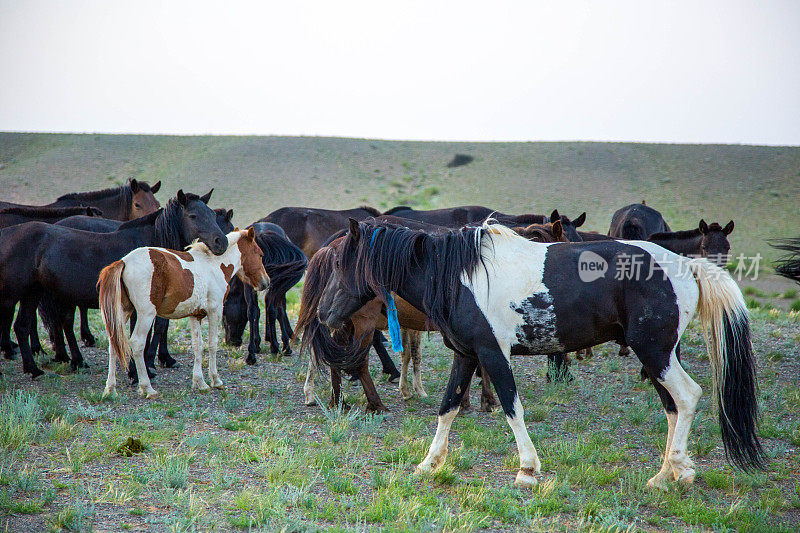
37, 294, 63, 338
621, 219, 646, 240
265, 259, 307, 307
303, 316, 369, 373
719, 312, 766, 470
771, 237, 800, 283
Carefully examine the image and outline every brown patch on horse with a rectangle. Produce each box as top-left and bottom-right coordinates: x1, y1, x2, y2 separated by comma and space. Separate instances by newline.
220, 264, 234, 283
237, 227, 266, 287
171, 250, 194, 262
149, 249, 194, 315
191, 309, 208, 319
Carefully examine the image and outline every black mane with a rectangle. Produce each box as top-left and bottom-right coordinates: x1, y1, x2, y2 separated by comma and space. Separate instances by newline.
347, 220, 486, 347
116, 209, 163, 230
256, 231, 309, 307
57, 183, 137, 202
154, 194, 197, 249
648, 229, 702, 241
771, 237, 800, 283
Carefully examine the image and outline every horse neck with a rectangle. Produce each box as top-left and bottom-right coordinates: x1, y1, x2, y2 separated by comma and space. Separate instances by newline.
212, 241, 243, 271
54, 190, 129, 220
650, 233, 702, 256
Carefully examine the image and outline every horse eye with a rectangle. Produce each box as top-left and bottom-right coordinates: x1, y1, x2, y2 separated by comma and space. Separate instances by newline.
134, 203, 142, 209
189, 214, 197, 219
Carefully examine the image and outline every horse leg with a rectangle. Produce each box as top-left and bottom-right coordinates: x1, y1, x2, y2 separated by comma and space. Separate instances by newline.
103, 342, 119, 398
479, 364, 500, 412
374, 330, 400, 381
245, 287, 261, 364
478, 349, 541, 488
618, 343, 631, 357
14, 293, 44, 378
329, 366, 345, 409
30, 314, 45, 355
0, 305, 16, 359
189, 317, 209, 391
399, 330, 412, 399
546, 353, 574, 383
61, 307, 88, 370
358, 356, 388, 413
408, 330, 427, 398
303, 353, 318, 406
266, 304, 279, 357
277, 300, 293, 355
156, 318, 177, 367
131, 311, 158, 399
207, 310, 223, 389
79, 306, 96, 347
417, 353, 477, 472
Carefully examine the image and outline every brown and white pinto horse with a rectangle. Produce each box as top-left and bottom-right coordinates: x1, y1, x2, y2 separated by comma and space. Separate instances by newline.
98, 228, 269, 399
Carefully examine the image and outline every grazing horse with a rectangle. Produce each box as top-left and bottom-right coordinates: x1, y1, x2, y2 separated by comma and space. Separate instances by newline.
648, 220, 734, 267
608, 201, 670, 240
222, 222, 308, 363
260, 206, 382, 258
317, 219, 765, 489
0, 179, 161, 221
99, 228, 269, 399
0, 190, 227, 377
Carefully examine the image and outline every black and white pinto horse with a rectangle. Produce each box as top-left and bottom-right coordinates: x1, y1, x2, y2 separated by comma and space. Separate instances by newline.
317, 219, 765, 489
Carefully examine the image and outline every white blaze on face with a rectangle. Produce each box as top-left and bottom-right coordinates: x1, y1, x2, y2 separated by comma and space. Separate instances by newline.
461, 227, 562, 359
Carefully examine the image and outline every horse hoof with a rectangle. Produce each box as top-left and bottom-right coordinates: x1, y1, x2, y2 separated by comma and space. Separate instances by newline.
103, 387, 118, 399
282, 347, 293, 356
366, 404, 389, 414
646, 475, 669, 491
28, 367, 44, 380
193, 381, 210, 392
161, 357, 179, 369
3, 352, 16, 361
245, 356, 257, 366
211, 380, 224, 390
387, 372, 401, 384
82, 337, 96, 348
514, 469, 538, 489
304, 398, 317, 407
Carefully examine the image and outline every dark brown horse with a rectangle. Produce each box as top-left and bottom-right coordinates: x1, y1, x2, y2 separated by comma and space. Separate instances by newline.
260, 206, 382, 258
0, 179, 160, 221
648, 220, 734, 267
608, 201, 670, 240
0, 190, 226, 377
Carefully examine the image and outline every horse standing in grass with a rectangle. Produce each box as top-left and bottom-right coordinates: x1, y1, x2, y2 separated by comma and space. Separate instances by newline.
318, 219, 765, 488
99, 228, 269, 399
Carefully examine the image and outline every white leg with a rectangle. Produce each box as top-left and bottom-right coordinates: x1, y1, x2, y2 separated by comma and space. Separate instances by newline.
207, 311, 223, 389
507, 395, 541, 488
103, 343, 118, 398
648, 411, 677, 490
399, 330, 412, 400
304, 353, 318, 406
659, 352, 702, 485
190, 317, 209, 391
410, 333, 427, 398
131, 312, 157, 399
417, 408, 459, 472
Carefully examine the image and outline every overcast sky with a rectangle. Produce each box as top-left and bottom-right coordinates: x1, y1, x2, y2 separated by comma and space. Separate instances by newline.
1, 1, 798, 145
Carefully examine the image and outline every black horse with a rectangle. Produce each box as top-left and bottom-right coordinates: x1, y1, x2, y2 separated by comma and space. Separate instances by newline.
222, 222, 308, 363
608, 201, 670, 240
648, 220, 734, 267
317, 219, 764, 489
0, 190, 227, 377
0, 179, 161, 221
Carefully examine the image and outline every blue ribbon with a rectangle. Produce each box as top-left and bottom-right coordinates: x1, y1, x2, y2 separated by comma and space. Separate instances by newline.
370, 228, 403, 353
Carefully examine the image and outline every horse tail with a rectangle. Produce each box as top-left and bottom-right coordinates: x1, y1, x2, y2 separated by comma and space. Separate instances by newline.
97, 260, 131, 367
689, 258, 766, 471
37, 294, 62, 338
303, 316, 368, 372
621, 218, 645, 240
771, 237, 800, 283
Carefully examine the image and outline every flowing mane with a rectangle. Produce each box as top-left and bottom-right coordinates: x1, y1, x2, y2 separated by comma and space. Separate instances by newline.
154, 194, 198, 249
57, 183, 136, 202
346, 219, 490, 345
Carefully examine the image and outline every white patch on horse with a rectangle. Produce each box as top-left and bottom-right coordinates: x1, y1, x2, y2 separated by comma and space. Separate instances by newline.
460, 225, 560, 359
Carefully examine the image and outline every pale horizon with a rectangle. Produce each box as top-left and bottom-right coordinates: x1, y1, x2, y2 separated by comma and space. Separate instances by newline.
2, 1, 799, 146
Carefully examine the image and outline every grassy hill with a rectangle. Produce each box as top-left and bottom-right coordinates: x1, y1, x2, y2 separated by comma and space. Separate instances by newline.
1, 133, 798, 261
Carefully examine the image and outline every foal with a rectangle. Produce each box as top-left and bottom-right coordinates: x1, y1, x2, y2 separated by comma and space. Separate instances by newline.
99, 228, 269, 398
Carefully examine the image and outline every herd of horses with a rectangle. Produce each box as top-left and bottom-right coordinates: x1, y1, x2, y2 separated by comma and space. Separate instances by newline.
2, 178, 798, 489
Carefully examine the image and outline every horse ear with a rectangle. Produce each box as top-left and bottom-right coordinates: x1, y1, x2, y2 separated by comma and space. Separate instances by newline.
151, 180, 161, 193
246, 226, 255, 241
226, 209, 234, 222
573, 212, 586, 228
549, 209, 560, 223
177, 190, 187, 205
348, 218, 361, 242
200, 189, 214, 204
130, 179, 139, 193
723, 220, 734, 235
699, 219, 708, 234
552, 220, 563, 240
641, 199, 646, 205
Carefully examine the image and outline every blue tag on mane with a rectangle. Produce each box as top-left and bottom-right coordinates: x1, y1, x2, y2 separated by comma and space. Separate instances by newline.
370, 228, 403, 352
